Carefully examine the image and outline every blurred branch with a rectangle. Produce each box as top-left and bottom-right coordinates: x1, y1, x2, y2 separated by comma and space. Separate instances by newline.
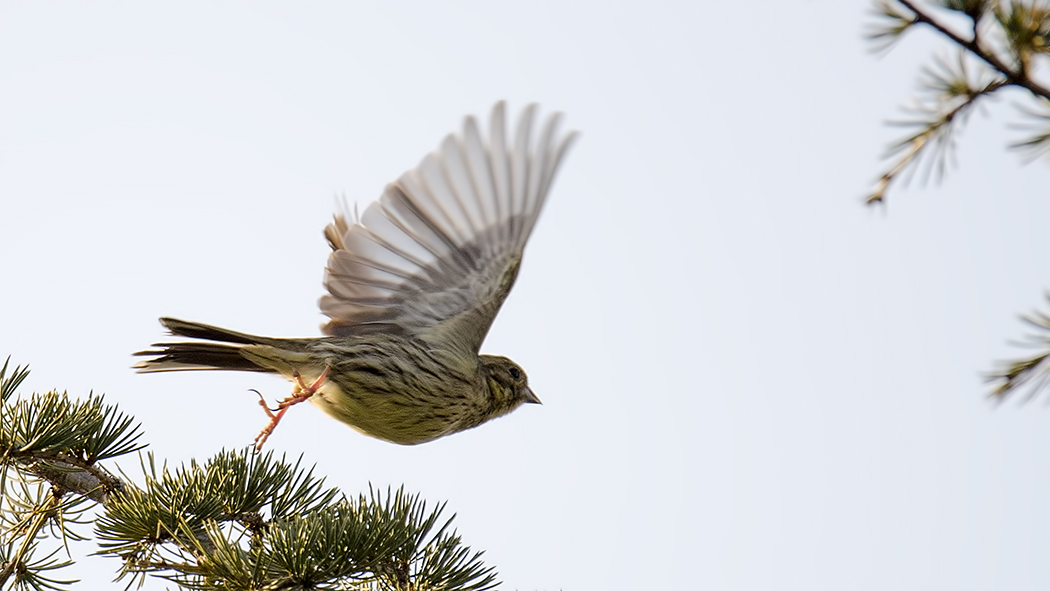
870, 53, 1004, 203
866, 2, 1050, 403
900, 0, 1050, 97
987, 295, 1050, 400
866, 0, 1050, 203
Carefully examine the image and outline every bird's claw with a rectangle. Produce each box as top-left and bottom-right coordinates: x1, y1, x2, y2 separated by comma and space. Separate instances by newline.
252, 367, 331, 451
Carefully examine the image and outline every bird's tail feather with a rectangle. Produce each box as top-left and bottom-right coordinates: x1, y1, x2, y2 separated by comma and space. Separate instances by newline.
134, 318, 282, 373
157, 317, 281, 346
134, 342, 271, 373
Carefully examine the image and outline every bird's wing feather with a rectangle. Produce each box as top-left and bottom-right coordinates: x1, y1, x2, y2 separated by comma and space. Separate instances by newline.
320, 102, 576, 354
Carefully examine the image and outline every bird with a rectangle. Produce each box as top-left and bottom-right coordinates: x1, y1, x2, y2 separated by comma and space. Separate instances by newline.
134, 102, 577, 450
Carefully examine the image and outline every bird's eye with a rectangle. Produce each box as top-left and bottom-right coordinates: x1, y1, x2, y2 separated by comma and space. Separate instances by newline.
509, 367, 521, 380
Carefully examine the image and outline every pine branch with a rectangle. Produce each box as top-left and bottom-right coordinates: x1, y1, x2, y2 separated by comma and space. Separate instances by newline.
898, 0, 1050, 99
869, 57, 1004, 203
0, 359, 502, 590
866, 0, 1050, 203
866, 2, 1050, 402
987, 295, 1050, 399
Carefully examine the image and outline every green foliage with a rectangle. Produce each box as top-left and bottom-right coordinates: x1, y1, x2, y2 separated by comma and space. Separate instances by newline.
0, 360, 501, 590
874, 53, 1002, 200
867, 0, 1050, 204
1009, 97, 1050, 158
867, 1, 1050, 402
868, 0, 923, 52
994, 1, 1050, 70
0, 357, 131, 590
986, 296, 1050, 399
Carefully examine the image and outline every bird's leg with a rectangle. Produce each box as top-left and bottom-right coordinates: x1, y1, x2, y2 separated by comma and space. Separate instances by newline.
252, 366, 331, 451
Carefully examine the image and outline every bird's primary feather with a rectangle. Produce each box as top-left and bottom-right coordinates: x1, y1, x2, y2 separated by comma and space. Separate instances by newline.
320, 102, 577, 354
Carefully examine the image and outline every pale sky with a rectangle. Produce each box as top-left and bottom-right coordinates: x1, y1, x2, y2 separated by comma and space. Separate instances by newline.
3, 1, 1050, 589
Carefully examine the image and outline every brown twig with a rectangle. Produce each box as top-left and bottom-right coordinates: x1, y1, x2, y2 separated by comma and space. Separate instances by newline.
898, 0, 1050, 99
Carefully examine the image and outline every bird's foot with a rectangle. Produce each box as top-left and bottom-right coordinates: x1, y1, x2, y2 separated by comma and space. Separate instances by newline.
252, 367, 331, 451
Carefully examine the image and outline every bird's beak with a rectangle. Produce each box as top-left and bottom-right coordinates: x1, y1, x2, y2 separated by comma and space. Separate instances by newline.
524, 386, 542, 404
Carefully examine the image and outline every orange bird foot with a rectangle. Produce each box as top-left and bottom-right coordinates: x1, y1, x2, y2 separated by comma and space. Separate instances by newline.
252, 366, 331, 451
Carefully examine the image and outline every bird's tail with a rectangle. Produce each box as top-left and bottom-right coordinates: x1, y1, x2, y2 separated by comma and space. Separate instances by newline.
134, 317, 287, 373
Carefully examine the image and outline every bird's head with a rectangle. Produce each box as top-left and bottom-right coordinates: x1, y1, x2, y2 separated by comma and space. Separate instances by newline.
479, 355, 541, 417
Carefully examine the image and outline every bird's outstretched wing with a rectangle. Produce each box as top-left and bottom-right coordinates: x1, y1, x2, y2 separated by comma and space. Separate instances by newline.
320, 102, 576, 354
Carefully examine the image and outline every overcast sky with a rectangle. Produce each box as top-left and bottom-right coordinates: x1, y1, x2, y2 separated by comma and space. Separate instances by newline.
3, 1, 1050, 589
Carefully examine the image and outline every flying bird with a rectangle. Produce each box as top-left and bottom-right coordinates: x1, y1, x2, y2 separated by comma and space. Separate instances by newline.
135, 102, 576, 449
